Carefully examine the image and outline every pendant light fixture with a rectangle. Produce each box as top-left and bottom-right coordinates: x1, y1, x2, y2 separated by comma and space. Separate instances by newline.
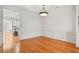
39, 5, 48, 16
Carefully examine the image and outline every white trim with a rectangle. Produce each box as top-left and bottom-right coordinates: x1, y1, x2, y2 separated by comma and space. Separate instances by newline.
76, 5, 79, 48
43, 35, 75, 44
20, 35, 41, 40
20, 35, 75, 44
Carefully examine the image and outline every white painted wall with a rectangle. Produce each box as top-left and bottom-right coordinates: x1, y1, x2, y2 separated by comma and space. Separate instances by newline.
0, 8, 2, 46
3, 8, 19, 18
43, 5, 76, 43
20, 10, 42, 39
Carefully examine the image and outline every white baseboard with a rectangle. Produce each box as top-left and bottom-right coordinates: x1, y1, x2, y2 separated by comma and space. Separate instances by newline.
20, 35, 41, 40
20, 34, 75, 44
43, 35, 75, 44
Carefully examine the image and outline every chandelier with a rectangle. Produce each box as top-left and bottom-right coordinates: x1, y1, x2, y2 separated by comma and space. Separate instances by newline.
39, 5, 48, 16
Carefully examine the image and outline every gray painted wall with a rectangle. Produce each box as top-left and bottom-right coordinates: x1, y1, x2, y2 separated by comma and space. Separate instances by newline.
0, 5, 76, 44
43, 5, 76, 43
20, 10, 42, 39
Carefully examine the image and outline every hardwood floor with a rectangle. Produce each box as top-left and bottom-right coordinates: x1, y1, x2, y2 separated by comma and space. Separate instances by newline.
20, 36, 79, 53
1, 36, 79, 53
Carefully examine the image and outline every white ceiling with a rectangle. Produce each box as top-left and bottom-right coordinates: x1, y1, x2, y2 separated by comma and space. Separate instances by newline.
2, 5, 68, 15
14, 5, 66, 14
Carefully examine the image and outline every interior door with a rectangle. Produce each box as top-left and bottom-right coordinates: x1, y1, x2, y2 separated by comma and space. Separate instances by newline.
2, 8, 20, 52
3, 19, 13, 52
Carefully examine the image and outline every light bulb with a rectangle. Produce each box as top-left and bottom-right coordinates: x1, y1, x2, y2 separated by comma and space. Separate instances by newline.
40, 13, 48, 16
